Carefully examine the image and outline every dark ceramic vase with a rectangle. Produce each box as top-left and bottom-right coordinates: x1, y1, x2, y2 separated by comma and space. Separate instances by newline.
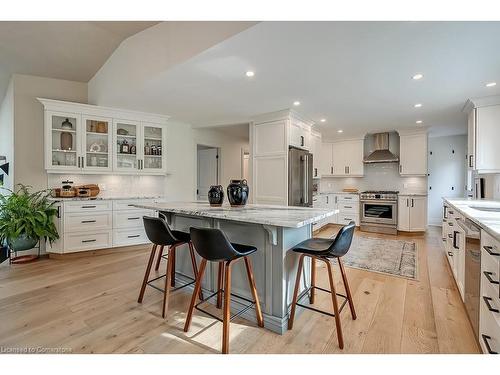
227, 179, 249, 207
208, 185, 224, 206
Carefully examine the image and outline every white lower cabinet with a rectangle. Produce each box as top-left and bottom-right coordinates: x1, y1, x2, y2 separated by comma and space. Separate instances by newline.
312, 193, 359, 232
398, 195, 427, 231
48, 198, 157, 254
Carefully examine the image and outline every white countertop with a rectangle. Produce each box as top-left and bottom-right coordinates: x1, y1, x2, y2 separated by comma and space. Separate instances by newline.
133, 201, 338, 228
444, 197, 500, 241
49, 195, 164, 201
316, 191, 359, 195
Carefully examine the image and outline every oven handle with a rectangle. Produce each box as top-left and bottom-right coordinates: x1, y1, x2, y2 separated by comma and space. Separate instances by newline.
360, 199, 397, 204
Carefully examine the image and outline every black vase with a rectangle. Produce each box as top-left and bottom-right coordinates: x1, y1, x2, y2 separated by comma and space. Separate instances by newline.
208, 185, 224, 206
227, 179, 249, 207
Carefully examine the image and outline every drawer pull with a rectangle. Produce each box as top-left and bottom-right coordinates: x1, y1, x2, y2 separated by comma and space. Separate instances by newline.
482, 334, 498, 354
81, 220, 96, 224
344, 206, 352, 209
344, 218, 351, 221
127, 235, 140, 238
127, 204, 136, 207
344, 197, 352, 200
448, 234, 453, 238
127, 217, 140, 220
447, 252, 453, 257
81, 205, 97, 209
484, 245, 500, 256
81, 239, 96, 243
484, 271, 499, 285
448, 222, 453, 226
483, 296, 499, 313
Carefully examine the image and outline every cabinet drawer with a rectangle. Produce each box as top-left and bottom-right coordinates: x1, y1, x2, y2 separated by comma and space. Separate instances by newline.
64, 200, 112, 213
338, 214, 359, 226
113, 228, 149, 247
480, 292, 500, 354
64, 231, 112, 253
113, 199, 155, 211
64, 212, 112, 232
337, 194, 359, 203
338, 203, 358, 213
113, 210, 154, 229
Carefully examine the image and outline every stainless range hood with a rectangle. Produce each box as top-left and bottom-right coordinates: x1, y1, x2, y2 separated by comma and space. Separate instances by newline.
363, 133, 399, 164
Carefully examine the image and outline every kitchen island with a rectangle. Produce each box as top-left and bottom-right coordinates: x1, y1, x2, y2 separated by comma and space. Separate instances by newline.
134, 201, 337, 334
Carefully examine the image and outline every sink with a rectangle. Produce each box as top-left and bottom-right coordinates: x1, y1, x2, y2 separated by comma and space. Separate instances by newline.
470, 206, 500, 212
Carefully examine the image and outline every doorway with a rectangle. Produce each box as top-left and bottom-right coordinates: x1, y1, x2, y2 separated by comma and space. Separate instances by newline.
196, 145, 220, 201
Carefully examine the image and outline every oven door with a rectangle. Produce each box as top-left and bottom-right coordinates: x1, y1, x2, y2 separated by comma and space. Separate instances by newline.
361, 200, 397, 225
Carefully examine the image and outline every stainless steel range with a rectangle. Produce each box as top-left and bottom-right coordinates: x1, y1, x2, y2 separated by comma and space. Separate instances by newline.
360, 190, 398, 235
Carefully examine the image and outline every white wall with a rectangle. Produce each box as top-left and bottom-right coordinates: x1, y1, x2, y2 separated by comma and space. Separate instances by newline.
0, 78, 14, 191
427, 134, 467, 226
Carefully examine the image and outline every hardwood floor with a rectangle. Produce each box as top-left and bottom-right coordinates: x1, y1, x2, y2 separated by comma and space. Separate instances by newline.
0, 226, 480, 354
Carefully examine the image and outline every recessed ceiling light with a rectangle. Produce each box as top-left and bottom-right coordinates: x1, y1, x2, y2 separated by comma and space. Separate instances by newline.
337, 129, 343, 133
412, 73, 424, 80
416, 120, 423, 124
293, 101, 300, 106
245, 71, 255, 77
486, 82, 497, 87
320, 119, 326, 123
414, 103, 422, 108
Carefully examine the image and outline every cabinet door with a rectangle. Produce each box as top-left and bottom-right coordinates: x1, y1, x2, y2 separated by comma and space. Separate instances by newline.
397, 196, 410, 231
290, 122, 308, 150
456, 225, 466, 300
45, 110, 82, 171
311, 134, 322, 178
326, 194, 339, 224
142, 123, 166, 174
476, 105, 500, 172
467, 109, 476, 170
409, 196, 427, 231
320, 143, 333, 176
400, 134, 428, 176
82, 115, 113, 172
332, 142, 347, 176
113, 119, 140, 173
345, 139, 364, 176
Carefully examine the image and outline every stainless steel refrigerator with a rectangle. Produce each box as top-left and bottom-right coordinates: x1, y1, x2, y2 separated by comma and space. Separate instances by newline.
288, 147, 313, 207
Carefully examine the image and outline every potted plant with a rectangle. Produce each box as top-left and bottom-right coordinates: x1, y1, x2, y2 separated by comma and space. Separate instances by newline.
0, 184, 59, 253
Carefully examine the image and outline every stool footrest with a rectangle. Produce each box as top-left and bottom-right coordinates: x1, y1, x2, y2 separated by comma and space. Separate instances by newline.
145, 272, 196, 294
293, 285, 348, 318
195, 289, 256, 323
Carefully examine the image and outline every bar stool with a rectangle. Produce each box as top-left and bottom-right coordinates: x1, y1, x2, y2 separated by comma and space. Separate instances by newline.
184, 227, 264, 354
288, 221, 357, 349
137, 216, 203, 318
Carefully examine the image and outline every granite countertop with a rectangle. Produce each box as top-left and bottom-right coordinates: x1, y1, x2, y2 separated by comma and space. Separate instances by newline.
132, 201, 338, 228
49, 196, 164, 201
399, 192, 428, 196
316, 191, 359, 195
444, 197, 500, 241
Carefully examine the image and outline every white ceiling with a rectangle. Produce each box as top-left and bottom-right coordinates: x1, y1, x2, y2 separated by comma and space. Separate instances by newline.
0, 21, 158, 100
113, 21, 500, 139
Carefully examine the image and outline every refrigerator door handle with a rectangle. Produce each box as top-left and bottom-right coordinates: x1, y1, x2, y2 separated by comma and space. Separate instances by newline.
303, 154, 308, 205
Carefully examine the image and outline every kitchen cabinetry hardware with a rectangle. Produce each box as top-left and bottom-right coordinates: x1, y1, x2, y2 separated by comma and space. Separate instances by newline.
481, 335, 498, 354
127, 217, 140, 220
483, 296, 499, 313
484, 245, 500, 256
82, 239, 97, 243
448, 252, 453, 257
81, 220, 96, 224
453, 231, 459, 249
127, 235, 140, 238
483, 271, 499, 285
411, 198, 414, 207
468, 155, 474, 168
300, 135, 304, 147
81, 205, 97, 209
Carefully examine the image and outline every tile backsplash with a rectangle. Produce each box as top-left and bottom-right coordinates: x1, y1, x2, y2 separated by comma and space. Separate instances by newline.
47, 174, 167, 198
319, 163, 427, 193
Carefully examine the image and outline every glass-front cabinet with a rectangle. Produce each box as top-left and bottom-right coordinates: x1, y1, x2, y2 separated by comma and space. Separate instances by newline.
45, 111, 82, 171
142, 123, 164, 172
83, 115, 113, 172
113, 119, 141, 172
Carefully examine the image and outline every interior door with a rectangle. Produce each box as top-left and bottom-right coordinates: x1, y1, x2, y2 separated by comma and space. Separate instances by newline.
197, 148, 218, 201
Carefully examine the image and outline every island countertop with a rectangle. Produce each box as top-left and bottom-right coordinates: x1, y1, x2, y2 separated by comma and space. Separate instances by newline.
132, 201, 337, 228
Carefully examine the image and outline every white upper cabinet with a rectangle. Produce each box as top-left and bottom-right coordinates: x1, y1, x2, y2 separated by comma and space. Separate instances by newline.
464, 97, 500, 174
310, 131, 322, 178
39, 98, 168, 175
399, 132, 428, 176
289, 119, 311, 150
320, 139, 364, 177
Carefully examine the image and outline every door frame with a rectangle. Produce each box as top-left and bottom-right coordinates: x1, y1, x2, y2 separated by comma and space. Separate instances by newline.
195, 144, 221, 201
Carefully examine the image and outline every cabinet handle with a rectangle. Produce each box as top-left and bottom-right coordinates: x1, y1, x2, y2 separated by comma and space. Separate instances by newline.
127, 235, 140, 238
406, 198, 409, 207
453, 231, 459, 249
469, 155, 474, 168
335, 196, 338, 204
443, 206, 448, 219
81, 205, 97, 209
344, 197, 352, 200
344, 218, 350, 221
314, 168, 317, 177
411, 198, 414, 207
448, 234, 453, 238
326, 196, 329, 204
483, 296, 499, 313
82, 239, 96, 243
481, 334, 498, 354
447, 252, 453, 257
128, 217, 140, 220
330, 166, 333, 174
344, 206, 352, 209
399, 164, 402, 173
483, 245, 500, 256
448, 222, 453, 226
483, 271, 499, 285
81, 220, 96, 224
300, 135, 304, 147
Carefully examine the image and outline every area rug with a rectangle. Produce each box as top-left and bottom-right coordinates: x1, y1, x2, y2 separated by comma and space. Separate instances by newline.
330, 234, 418, 280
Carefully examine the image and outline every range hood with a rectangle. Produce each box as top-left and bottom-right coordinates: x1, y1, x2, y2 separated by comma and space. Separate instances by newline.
363, 133, 399, 164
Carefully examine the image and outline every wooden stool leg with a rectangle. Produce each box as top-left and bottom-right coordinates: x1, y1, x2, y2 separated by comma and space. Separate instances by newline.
216, 261, 224, 308
325, 259, 344, 349
162, 247, 174, 318
244, 256, 264, 327
184, 259, 207, 332
288, 253, 305, 330
188, 242, 204, 300
170, 246, 176, 287
138, 244, 157, 303
154, 245, 164, 271
222, 260, 232, 354
310, 257, 316, 304
338, 258, 356, 320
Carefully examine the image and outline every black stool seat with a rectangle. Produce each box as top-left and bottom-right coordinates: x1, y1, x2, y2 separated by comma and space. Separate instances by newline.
231, 243, 257, 258
171, 230, 191, 244
292, 238, 336, 256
